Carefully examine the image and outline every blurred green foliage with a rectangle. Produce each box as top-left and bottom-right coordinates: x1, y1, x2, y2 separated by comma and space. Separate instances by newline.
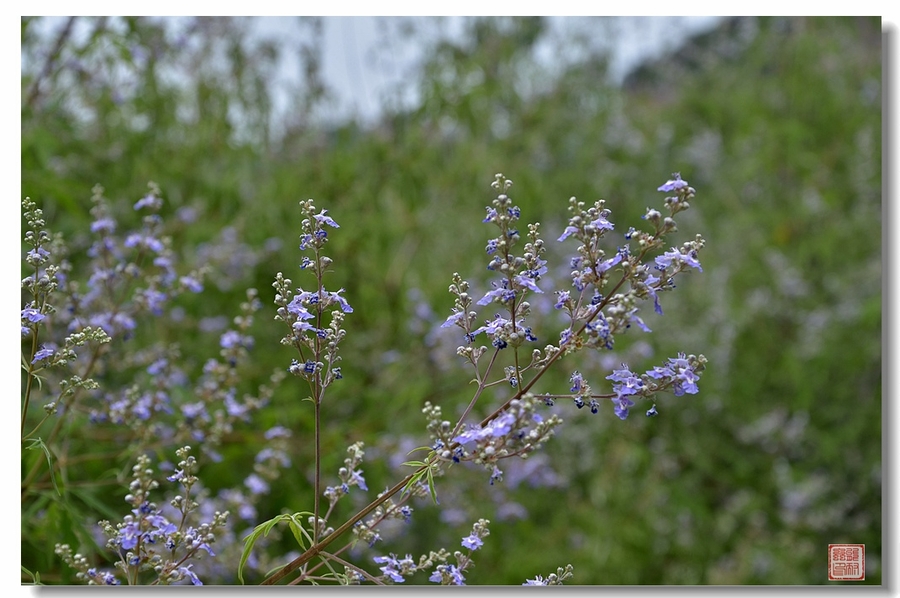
21, 16, 881, 584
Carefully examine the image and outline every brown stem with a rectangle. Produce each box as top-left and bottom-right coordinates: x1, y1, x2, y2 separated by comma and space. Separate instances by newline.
260, 463, 426, 585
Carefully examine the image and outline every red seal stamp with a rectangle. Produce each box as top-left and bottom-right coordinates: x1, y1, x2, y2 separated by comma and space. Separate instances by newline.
828, 544, 865, 581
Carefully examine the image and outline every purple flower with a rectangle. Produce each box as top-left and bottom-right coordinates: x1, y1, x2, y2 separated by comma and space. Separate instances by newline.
348, 468, 368, 491
570, 371, 584, 393
219, 330, 242, 349
141, 289, 167, 314
513, 273, 543, 294
476, 281, 517, 306
557, 225, 579, 242
668, 353, 700, 395
441, 310, 466, 329
596, 247, 629, 274
326, 288, 353, 313
176, 565, 202, 586
613, 397, 635, 420
27, 247, 51, 263
644, 274, 663, 315
374, 554, 406, 583
461, 533, 483, 551
245, 473, 269, 495
523, 576, 547, 585
590, 212, 615, 232
264, 426, 291, 439
90, 217, 116, 234
655, 248, 703, 273
181, 402, 207, 421
180, 275, 203, 293
134, 193, 162, 211
31, 346, 54, 364
118, 520, 141, 550
607, 364, 643, 396
124, 233, 164, 253
22, 307, 45, 324
313, 210, 339, 228
452, 412, 516, 445
628, 309, 652, 333
430, 564, 465, 585
657, 173, 689, 193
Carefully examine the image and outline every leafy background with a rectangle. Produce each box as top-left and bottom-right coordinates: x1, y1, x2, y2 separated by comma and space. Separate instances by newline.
20, 16, 882, 585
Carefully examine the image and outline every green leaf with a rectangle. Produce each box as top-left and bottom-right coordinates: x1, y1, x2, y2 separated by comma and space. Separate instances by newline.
22, 565, 42, 585
239, 511, 313, 584
24, 438, 60, 496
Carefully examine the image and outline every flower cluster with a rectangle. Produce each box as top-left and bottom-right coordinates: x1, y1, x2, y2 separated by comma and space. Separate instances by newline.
34, 170, 705, 587
370, 519, 491, 585
56, 449, 227, 586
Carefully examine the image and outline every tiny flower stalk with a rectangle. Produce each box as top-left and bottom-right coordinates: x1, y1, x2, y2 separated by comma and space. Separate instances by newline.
273, 199, 352, 546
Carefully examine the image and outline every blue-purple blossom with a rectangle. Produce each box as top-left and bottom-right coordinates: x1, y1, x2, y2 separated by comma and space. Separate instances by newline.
655, 248, 703, 273
348, 468, 368, 491
325, 289, 353, 313
557, 225, 579, 242
245, 473, 269, 495
90, 217, 116, 234
665, 353, 700, 395
453, 412, 517, 445
590, 212, 615, 232
469, 314, 509, 339
134, 193, 162, 211
219, 330, 245, 349
264, 426, 291, 439
569, 371, 584, 394
523, 576, 548, 585
644, 274, 663, 315
628, 309, 652, 333
183, 527, 215, 556
430, 564, 465, 585
141, 289, 167, 315
298, 234, 314, 250
181, 402, 207, 421
124, 233, 164, 253
513, 273, 543, 293
31, 346, 54, 364
27, 247, 51, 263
255, 447, 291, 468
176, 564, 203, 585
373, 554, 412, 583
22, 307, 45, 324
595, 247, 628, 274
657, 173, 689, 193
441, 310, 466, 329
476, 280, 517, 306
607, 364, 645, 420
87, 568, 120, 585
461, 533, 483, 550
313, 210, 339, 228
180, 275, 203, 293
